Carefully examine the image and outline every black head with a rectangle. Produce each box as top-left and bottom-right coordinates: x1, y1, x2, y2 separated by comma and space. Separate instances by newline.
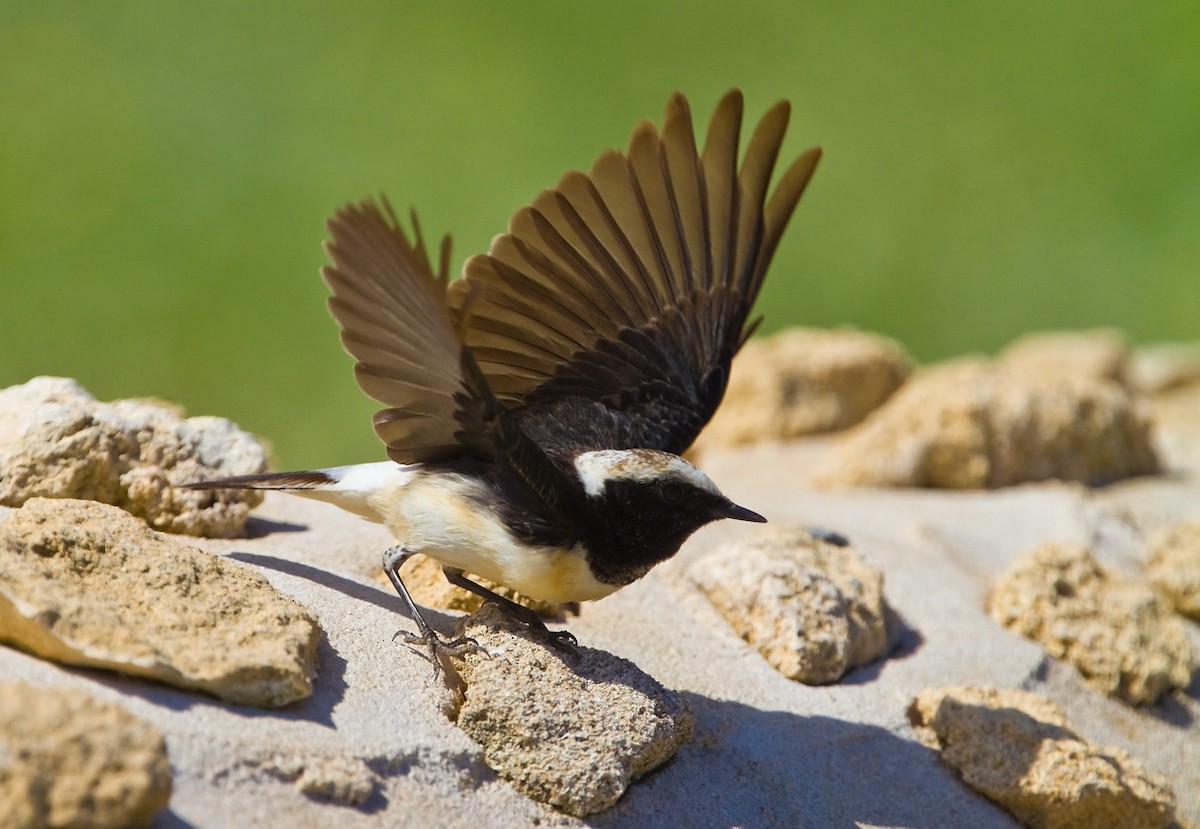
572, 448, 765, 586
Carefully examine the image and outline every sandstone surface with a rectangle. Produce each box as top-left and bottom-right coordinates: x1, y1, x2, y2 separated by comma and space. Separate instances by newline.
0, 498, 320, 707
0, 376, 267, 537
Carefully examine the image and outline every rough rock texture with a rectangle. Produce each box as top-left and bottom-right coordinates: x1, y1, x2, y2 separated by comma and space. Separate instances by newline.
689, 526, 892, 684
813, 360, 1159, 489
986, 542, 1195, 705
448, 603, 694, 817
1146, 519, 1200, 619
0, 498, 320, 707
397, 553, 569, 619
908, 686, 1176, 829
999, 328, 1131, 385
0, 681, 173, 829
0, 376, 266, 537
692, 327, 912, 450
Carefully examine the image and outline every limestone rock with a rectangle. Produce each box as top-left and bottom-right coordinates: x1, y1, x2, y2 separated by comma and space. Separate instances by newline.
813, 360, 1159, 489
0, 376, 267, 537
1131, 342, 1200, 394
449, 604, 694, 817
689, 526, 892, 684
1146, 519, 1200, 620
986, 542, 1195, 705
1148, 382, 1200, 474
0, 681, 172, 829
396, 554, 569, 619
0, 498, 320, 707
693, 327, 912, 450
909, 686, 1176, 829
999, 328, 1131, 385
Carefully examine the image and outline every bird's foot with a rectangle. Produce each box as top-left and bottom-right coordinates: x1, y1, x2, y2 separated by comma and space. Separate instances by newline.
395, 627, 484, 669
543, 627, 579, 657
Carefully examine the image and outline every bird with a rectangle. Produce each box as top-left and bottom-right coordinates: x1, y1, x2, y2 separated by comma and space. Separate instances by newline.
189, 89, 821, 665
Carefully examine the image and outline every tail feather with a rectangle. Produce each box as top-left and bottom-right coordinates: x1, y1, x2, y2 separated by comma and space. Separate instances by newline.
183, 471, 336, 491
183, 462, 413, 523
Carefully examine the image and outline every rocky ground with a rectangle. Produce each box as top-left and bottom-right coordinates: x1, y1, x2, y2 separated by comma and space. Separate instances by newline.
2, 329, 1198, 828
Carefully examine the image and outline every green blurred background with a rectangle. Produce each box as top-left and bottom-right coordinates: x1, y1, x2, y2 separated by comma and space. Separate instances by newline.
2, 2, 1197, 468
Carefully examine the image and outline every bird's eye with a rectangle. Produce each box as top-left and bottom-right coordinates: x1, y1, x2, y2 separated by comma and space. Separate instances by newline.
660, 482, 684, 504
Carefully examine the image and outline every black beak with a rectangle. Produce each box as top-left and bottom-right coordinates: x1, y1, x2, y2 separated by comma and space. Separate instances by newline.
721, 501, 767, 523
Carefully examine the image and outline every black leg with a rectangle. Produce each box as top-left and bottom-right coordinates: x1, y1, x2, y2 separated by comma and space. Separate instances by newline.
442, 566, 578, 655
382, 546, 480, 674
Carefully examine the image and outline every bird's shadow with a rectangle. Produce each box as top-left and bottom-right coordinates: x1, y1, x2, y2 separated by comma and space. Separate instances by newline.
242, 516, 309, 538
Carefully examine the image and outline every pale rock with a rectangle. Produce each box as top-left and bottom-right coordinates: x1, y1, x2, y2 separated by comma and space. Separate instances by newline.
693, 327, 911, 450
1147, 382, 1200, 474
0, 376, 267, 537
999, 328, 1131, 385
448, 604, 693, 817
293, 755, 379, 807
1131, 342, 1200, 394
813, 360, 1158, 489
1146, 519, 1200, 620
986, 542, 1195, 705
0, 498, 320, 707
689, 526, 892, 684
0, 681, 173, 829
909, 686, 1176, 829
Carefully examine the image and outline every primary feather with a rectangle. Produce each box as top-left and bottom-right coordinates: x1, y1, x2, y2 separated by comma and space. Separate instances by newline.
321, 89, 821, 485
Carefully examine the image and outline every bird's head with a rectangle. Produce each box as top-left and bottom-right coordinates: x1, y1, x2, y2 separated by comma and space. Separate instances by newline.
571, 448, 765, 585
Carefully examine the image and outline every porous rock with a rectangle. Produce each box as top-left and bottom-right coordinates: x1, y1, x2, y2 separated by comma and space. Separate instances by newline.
448, 604, 693, 817
0, 681, 173, 829
693, 327, 911, 450
999, 328, 1131, 385
1146, 519, 1200, 620
689, 526, 892, 683
908, 686, 1176, 829
0, 376, 267, 537
986, 542, 1195, 705
0, 498, 320, 707
813, 360, 1158, 488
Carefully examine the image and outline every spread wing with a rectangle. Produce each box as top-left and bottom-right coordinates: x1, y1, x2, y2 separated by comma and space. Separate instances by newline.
449, 89, 821, 454
321, 202, 567, 512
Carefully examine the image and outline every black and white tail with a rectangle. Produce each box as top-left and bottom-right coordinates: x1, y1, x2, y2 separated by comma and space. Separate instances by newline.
185, 461, 413, 523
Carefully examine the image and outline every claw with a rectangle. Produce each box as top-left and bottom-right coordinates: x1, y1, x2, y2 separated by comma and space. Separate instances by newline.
546, 629, 579, 657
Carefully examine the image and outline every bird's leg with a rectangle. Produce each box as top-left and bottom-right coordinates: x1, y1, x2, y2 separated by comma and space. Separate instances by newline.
382, 546, 481, 673
441, 566, 578, 655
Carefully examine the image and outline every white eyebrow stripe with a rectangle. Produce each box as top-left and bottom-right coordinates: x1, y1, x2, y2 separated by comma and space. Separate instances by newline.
573, 449, 721, 497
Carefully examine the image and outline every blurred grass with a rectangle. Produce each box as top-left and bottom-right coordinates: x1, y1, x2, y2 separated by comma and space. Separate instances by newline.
2, 1, 1197, 468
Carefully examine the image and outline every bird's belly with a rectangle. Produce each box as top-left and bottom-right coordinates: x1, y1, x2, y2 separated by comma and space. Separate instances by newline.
373, 475, 618, 604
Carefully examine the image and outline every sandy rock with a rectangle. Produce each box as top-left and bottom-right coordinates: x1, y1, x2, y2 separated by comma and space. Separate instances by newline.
693, 327, 911, 450
909, 686, 1176, 829
448, 604, 694, 817
999, 328, 1131, 385
1148, 382, 1200, 474
1131, 342, 1200, 394
1146, 519, 1200, 619
0, 498, 320, 707
0, 376, 267, 537
813, 360, 1159, 489
293, 756, 379, 807
396, 554, 569, 619
0, 681, 172, 829
689, 526, 892, 684
986, 542, 1195, 705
